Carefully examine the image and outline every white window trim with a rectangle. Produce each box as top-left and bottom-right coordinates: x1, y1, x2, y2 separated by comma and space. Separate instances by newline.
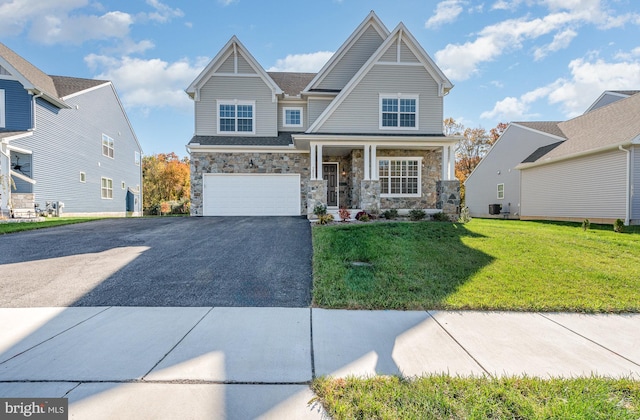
0, 89, 5, 128
80, 172, 86, 183
101, 177, 113, 199
121, 181, 126, 190
102, 133, 114, 159
283, 106, 303, 128
377, 157, 422, 197
497, 183, 505, 200
216, 99, 256, 135
379, 93, 419, 131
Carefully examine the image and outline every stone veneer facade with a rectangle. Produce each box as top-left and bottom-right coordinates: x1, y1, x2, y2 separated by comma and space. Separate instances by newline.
190, 152, 311, 216
436, 180, 461, 217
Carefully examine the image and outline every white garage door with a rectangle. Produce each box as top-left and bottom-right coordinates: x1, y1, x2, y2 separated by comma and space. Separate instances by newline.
203, 174, 301, 216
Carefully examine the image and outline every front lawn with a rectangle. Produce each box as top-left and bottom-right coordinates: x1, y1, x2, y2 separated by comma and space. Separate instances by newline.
0, 217, 104, 235
312, 375, 640, 420
312, 219, 640, 312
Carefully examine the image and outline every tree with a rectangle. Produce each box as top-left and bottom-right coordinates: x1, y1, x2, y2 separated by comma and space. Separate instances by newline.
142, 153, 190, 214
489, 122, 508, 144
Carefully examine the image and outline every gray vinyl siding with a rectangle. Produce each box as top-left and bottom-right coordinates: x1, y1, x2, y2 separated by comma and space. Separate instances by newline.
465, 125, 562, 217
308, 98, 333, 127
401, 42, 420, 63
632, 145, 640, 223
10, 86, 142, 215
316, 26, 384, 91
380, 41, 420, 63
195, 76, 277, 136
217, 54, 235, 73
0, 79, 32, 130
277, 103, 307, 132
520, 149, 627, 221
237, 54, 256, 74
214, 52, 256, 75
317, 65, 442, 134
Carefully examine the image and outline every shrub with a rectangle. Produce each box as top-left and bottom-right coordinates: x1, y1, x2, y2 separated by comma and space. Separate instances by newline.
355, 211, 370, 222
408, 209, 426, 221
313, 204, 327, 216
457, 207, 472, 224
432, 211, 450, 222
582, 219, 590, 231
317, 214, 334, 225
613, 219, 624, 233
366, 205, 380, 218
338, 208, 351, 221
382, 209, 398, 220
160, 201, 171, 215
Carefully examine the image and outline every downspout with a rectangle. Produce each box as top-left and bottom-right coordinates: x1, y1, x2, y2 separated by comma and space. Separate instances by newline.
619, 145, 631, 226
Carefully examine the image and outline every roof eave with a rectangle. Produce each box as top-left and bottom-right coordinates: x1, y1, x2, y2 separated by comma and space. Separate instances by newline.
515, 139, 635, 170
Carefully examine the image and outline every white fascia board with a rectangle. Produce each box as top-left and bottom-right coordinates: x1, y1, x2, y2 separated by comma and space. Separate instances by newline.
632, 134, 640, 144
584, 91, 632, 114
1, 131, 32, 143
0, 57, 34, 91
10, 169, 36, 184
515, 140, 634, 170
186, 144, 303, 154
510, 122, 566, 141
303, 11, 390, 93
6, 144, 32, 154
186, 36, 282, 99
60, 81, 111, 100
465, 123, 518, 183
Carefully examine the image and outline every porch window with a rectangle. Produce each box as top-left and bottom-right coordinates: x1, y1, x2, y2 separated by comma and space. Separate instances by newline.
102, 134, 114, 158
378, 158, 421, 197
379, 94, 418, 129
283, 107, 303, 127
497, 183, 504, 199
217, 100, 255, 134
101, 177, 113, 199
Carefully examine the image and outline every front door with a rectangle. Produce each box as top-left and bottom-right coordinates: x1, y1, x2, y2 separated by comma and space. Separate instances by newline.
323, 163, 338, 207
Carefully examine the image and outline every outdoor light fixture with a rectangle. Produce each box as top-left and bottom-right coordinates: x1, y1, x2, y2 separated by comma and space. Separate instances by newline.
341, 170, 347, 176
249, 159, 254, 168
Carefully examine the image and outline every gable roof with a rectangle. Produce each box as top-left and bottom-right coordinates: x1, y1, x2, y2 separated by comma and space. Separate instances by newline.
51, 75, 109, 98
307, 21, 453, 133
519, 92, 640, 167
267, 72, 316, 97
513, 121, 565, 139
303, 11, 389, 93
0, 42, 69, 109
521, 141, 564, 163
186, 36, 283, 100
584, 90, 640, 113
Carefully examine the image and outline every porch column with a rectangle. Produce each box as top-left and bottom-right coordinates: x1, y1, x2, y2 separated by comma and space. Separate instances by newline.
316, 144, 323, 180
442, 145, 449, 180
364, 144, 370, 180
370, 145, 378, 180
449, 145, 456, 180
310, 143, 317, 180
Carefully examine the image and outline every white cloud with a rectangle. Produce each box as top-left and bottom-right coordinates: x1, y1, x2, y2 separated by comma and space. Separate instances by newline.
481, 52, 640, 121
142, 0, 183, 23
85, 54, 208, 111
491, 0, 523, 11
425, 0, 466, 29
218, 0, 238, 6
267, 51, 334, 72
436, 0, 639, 81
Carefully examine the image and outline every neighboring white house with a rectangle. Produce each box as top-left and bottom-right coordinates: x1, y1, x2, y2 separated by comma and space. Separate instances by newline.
185, 11, 461, 217
465, 90, 640, 225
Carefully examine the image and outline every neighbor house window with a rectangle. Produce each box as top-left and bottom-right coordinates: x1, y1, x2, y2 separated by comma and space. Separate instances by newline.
380, 94, 418, 129
378, 158, 421, 196
121, 181, 126, 190
134, 151, 140, 166
80, 172, 86, 183
283, 107, 303, 127
497, 183, 504, 199
0, 89, 5, 128
217, 100, 255, 134
102, 134, 114, 158
101, 177, 113, 199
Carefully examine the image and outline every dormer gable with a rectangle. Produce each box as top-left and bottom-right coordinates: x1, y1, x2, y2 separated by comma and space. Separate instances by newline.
186, 36, 283, 102
304, 11, 389, 93
308, 22, 453, 134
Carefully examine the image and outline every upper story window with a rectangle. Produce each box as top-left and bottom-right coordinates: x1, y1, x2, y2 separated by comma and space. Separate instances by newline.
378, 157, 421, 197
217, 100, 255, 134
102, 134, 114, 158
0, 89, 5, 128
379, 94, 418, 130
283, 107, 303, 128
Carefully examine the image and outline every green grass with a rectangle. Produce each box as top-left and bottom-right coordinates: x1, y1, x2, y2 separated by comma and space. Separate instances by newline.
0, 217, 104, 235
312, 219, 640, 312
312, 375, 640, 420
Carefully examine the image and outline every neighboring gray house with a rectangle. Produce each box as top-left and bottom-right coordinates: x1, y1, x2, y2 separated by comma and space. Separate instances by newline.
186, 11, 460, 217
465, 90, 640, 225
0, 42, 143, 217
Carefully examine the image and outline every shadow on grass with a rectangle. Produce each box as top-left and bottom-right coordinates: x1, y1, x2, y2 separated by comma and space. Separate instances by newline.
312, 221, 493, 310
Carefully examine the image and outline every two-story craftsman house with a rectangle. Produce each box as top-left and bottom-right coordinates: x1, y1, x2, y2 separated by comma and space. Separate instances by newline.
186, 11, 460, 217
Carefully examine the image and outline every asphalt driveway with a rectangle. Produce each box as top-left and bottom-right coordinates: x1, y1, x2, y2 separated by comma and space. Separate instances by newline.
0, 217, 313, 307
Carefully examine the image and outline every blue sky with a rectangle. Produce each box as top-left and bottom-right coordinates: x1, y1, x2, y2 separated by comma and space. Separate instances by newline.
1, 0, 639, 156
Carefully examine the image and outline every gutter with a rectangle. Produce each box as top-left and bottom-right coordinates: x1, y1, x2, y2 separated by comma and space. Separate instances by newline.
516, 140, 632, 170
31, 92, 44, 130
619, 145, 631, 226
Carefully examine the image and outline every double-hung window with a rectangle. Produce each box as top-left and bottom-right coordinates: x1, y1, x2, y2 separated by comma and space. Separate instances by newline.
380, 94, 418, 130
283, 107, 303, 128
101, 177, 113, 199
102, 134, 114, 158
217, 100, 255, 134
497, 183, 505, 199
378, 158, 421, 197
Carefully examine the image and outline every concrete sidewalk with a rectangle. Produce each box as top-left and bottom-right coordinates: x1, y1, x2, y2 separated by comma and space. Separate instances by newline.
1, 307, 639, 419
